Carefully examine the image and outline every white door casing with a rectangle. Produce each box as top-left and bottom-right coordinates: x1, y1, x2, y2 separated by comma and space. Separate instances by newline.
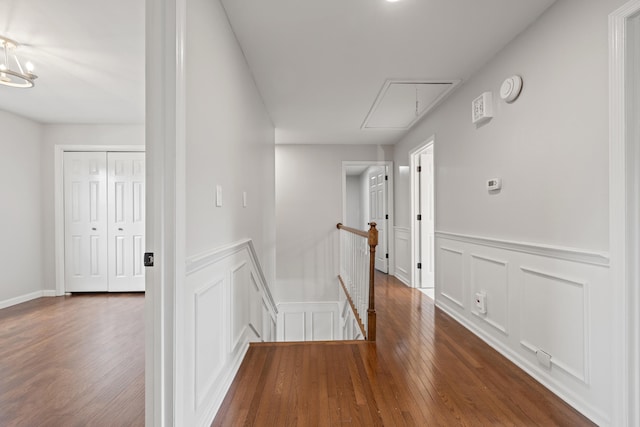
369, 166, 388, 273
419, 147, 435, 288
63, 152, 109, 292
108, 152, 146, 292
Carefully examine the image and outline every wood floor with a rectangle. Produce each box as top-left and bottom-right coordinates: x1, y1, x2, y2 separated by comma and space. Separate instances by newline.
214, 273, 595, 426
0, 293, 145, 427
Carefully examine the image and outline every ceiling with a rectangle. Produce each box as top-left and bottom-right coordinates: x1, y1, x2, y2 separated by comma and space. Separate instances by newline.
0, 0, 145, 124
221, 0, 556, 145
0, 0, 555, 140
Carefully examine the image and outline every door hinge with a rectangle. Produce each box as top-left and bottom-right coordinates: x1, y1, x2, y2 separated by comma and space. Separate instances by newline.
385, 214, 389, 219
417, 263, 422, 269
417, 166, 422, 173
385, 253, 389, 259
417, 214, 422, 221
144, 252, 155, 267
385, 175, 388, 181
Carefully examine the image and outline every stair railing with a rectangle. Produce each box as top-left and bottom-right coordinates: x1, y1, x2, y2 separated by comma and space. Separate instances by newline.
336, 222, 378, 341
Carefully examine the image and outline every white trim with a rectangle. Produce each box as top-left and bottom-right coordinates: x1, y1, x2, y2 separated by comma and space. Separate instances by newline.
392, 226, 411, 286
435, 300, 608, 426
361, 79, 461, 130
0, 290, 55, 310
53, 144, 145, 297
341, 160, 395, 275
610, 2, 640, 426
436, 231, 609, 267
409, 136, 435, 288
186, 239, 278, 316
145, 0, 187, 424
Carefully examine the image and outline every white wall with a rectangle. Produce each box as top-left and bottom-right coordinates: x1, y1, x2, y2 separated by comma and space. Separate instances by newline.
41, 124, 145, 291
395, 0, 623, 252
392, 0, 625, 424
185, 0, 275, 282
0, 110, 44, 305
275, 144, 391, 303
179, 0, 276, 424
345, 175, 361, 228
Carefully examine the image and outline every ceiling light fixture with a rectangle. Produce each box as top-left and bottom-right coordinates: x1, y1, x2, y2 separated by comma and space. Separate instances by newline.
0, 35, 37, 88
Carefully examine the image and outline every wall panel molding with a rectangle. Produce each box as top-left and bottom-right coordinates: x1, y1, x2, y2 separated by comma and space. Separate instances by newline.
436, 231, 609, 267
184, 239, 277, 426
277, 302, 340, 341
393, 226, 411, 286
435, 234, 610, 426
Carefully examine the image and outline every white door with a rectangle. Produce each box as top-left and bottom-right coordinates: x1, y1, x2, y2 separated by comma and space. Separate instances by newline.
419, 147, 435, 288
64, 151, 145, 292
107, 152, 146, 292
369, 167, 388, 273
64, 152, 109, 292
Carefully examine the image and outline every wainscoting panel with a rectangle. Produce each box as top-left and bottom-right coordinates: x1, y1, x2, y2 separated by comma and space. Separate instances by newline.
277, 302, 340, 341
434, 233, 611, 425
394, 226, 411, 286
470, 254, 509, 334
520, 267, 588, 383
183, 239, 278, 427
438, 246, 465, 308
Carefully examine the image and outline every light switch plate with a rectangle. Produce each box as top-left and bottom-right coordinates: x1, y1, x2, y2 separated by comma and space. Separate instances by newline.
242, 191, 247, 208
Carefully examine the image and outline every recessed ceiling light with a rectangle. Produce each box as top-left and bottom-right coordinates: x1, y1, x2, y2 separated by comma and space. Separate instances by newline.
386, 0, 401, 3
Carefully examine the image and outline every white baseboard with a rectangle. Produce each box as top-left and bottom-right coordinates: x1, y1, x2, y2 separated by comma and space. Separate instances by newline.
0, 290, 55, 310
393, 273, 411, 287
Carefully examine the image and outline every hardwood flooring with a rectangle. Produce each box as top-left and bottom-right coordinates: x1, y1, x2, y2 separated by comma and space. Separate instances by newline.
0, 293, 144, 427
214, 272, 595, 426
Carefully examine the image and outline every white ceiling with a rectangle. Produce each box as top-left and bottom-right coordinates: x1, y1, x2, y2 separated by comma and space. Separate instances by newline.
221, 0, 556, 145
0, 0, 555, 139
0, 0, 145, 124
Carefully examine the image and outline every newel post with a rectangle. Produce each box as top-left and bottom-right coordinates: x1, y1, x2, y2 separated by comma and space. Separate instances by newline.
367, 222, 378, 341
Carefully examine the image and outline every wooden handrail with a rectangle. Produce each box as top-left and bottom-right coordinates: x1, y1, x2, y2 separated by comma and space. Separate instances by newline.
337, 222, 378, 341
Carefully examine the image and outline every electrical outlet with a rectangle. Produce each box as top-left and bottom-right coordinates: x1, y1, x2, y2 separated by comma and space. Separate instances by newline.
536, 349, 552, 369
475, 291, 487, 314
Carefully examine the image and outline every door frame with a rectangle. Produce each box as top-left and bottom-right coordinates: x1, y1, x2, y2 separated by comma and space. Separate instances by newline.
341, 160, 394, 276
54, 145, 145, 296
409, 135, 435, 288
609, 2, 640, 425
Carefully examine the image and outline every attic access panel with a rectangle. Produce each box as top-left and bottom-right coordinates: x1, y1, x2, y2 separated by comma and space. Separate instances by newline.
361, 80, 460, 129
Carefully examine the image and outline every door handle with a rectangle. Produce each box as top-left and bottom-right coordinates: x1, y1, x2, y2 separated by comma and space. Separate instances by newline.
118, 228, 123, 231
91, 227, 96, 231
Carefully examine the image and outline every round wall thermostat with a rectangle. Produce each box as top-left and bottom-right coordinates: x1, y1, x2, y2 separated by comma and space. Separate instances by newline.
500, 75, 523, 103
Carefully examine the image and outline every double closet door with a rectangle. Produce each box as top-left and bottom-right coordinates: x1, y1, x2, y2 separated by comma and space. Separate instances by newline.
64, 151, 145, 292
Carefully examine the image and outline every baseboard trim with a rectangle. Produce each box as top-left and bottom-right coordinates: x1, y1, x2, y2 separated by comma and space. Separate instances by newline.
0, 290, 54, 310
435, 300, 609, 426
393, 273, 411, 287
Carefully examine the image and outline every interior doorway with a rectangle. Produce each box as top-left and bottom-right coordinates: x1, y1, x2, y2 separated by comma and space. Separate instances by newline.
342, 161, 394, 275
410, 137, 435, 290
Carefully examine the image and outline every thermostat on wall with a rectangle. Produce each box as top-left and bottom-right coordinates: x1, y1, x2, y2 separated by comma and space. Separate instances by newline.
472, 91, 493, 124
487, 178, 502, 191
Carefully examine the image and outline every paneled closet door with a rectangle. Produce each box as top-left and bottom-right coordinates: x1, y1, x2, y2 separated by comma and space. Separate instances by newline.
63, 152, 109, 292
107, 152, 146, 292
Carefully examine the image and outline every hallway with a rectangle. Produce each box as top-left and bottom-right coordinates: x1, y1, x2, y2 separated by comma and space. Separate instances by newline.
214, 272, 593, 426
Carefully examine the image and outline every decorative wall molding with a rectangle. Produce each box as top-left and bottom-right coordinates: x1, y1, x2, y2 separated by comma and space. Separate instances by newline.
434, 235, 611, 426
0, 290, 56, 310
184, 238, 277, 426
436, 231, 609, 267
186, 238, 277, 314
393, 226, 411, 287
277, 302, 340, 341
